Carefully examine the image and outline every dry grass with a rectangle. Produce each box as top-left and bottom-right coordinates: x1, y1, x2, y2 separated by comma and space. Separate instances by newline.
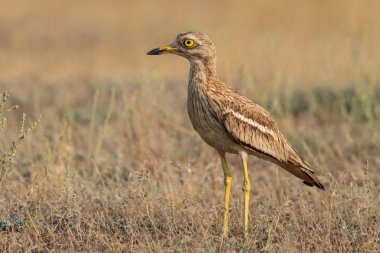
0, 1, 379, 252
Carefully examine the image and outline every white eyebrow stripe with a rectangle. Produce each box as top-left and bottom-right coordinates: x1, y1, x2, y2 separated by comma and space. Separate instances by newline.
225, 109, 276, 138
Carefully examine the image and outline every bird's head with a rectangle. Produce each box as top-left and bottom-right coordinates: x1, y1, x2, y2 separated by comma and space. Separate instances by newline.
146, 32, 216, 61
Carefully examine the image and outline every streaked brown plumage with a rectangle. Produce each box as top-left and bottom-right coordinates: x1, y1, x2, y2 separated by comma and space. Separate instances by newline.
147, 31, 325, 243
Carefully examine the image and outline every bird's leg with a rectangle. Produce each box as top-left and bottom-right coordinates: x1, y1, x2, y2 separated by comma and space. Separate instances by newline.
219, 152, 232, 238
240, 151, 251, 244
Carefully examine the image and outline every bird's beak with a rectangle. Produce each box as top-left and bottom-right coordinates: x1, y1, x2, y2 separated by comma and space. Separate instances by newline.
146, 45, 178, 55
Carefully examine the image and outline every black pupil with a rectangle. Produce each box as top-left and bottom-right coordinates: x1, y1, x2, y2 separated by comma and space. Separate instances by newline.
186, 40, 191, 45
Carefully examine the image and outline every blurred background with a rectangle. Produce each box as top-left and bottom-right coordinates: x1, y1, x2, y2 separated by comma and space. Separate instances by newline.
1, 0, 379, 87
0, 1, 379, 252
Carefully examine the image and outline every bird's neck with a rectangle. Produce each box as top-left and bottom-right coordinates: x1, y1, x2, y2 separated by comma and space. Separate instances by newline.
188, 57, 217, 89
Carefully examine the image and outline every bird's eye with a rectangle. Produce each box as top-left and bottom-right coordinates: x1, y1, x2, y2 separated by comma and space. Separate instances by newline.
183, 39, 196, 48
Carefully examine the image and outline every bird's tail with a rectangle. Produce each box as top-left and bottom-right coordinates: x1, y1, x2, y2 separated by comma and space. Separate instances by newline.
275, 148, 325, 190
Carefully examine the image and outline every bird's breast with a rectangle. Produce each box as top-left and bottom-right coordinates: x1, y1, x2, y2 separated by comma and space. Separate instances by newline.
187, 82, 241, 153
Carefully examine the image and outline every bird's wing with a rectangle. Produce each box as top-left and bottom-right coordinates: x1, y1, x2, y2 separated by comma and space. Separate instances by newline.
221, 100, 288, 161
220, 95, 325, 190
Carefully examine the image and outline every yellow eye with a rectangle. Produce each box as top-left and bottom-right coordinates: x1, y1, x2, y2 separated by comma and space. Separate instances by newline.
183, 39, 196, 48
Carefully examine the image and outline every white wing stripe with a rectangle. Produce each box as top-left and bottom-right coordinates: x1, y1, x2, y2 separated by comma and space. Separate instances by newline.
225, 109, 277, 138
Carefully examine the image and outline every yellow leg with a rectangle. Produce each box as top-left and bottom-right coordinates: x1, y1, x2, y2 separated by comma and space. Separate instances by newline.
219, 152, 232, 238
240, 151, 251, 244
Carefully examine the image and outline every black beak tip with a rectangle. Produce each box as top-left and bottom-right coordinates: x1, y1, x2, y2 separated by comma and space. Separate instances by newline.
146, 48, 162, 55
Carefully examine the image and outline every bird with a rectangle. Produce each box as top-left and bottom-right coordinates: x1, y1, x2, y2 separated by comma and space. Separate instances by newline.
147, 32, 325, 244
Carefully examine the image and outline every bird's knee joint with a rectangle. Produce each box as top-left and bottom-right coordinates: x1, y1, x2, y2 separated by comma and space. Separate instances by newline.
224, 176, 232, 186
242, 181, 251, 192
